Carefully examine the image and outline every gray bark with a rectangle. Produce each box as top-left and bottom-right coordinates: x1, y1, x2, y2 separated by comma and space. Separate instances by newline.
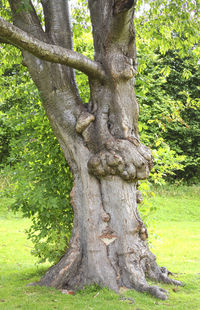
0, 0, 182, 300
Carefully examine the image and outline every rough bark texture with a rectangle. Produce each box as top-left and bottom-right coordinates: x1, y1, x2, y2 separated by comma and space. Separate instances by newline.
0, 0, 182, 300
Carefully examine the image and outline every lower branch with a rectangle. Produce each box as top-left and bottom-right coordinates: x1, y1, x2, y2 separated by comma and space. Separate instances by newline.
0, 17, 106, 80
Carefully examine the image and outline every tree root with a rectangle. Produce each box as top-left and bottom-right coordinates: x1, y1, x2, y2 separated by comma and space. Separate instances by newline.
28, 230, 82, 289
145, 285, 169, 300
119, 243, 183, 300
131, 267, 182, 300
144, 253, 183, 288
142, 262, 183, 299
159, 268, 183, 286
28, 247, 182, 301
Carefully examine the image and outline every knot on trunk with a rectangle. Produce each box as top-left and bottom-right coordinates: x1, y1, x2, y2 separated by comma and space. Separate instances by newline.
76, 112, 95, 134
101, 212, 111, 222
136, 190, 143, 204
107, 53, 136, 80
139, 225, 148, 241
88, 138, 153, 181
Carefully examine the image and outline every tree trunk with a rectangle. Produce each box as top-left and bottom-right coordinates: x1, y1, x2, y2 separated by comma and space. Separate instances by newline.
1, 0, 182, 300
37, 151, 181, 300
34, 30, 181, 297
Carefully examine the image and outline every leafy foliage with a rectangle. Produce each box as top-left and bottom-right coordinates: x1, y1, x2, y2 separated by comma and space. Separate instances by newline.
161, 51, 200, 182
136, 48, 200, 183
135, 0, 200, 183
0, 45, 73, 263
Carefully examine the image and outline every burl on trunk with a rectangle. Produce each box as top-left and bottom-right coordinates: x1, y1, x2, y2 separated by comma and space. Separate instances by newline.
0, 0, 182, 300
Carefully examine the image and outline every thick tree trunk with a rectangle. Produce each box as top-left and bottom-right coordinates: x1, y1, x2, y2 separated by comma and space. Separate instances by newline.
2, 0, 182, 300
34, 46, 181, 300
37, 153, 181, 300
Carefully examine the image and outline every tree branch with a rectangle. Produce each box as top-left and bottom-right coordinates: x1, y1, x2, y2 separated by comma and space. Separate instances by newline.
0, 17, 106, 80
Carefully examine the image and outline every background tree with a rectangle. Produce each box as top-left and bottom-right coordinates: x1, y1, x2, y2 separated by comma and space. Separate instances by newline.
135, 0, 200, 183
0, 0, 199, 300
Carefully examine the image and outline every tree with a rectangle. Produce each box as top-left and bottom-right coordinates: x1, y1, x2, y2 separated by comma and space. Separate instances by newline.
0, 0, 183, 300
135, 48, 200, 183
0, 29, 186, 266
160, 51, 200, 182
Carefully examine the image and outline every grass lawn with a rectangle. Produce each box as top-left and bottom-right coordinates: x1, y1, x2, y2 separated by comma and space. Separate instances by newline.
0, 184, 200, 309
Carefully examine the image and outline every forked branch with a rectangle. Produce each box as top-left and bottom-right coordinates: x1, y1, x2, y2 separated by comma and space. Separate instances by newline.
0, 17, 106, 80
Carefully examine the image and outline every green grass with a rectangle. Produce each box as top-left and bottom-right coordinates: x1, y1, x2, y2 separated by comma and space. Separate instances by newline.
0, 184, 200, 309
148, 185, 200, 274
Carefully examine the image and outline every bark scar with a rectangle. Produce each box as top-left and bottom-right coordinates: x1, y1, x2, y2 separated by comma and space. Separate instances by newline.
99, 234, 118, 245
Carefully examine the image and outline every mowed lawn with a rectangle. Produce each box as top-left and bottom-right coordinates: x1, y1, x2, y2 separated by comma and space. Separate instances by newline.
0, 185, 200, 310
